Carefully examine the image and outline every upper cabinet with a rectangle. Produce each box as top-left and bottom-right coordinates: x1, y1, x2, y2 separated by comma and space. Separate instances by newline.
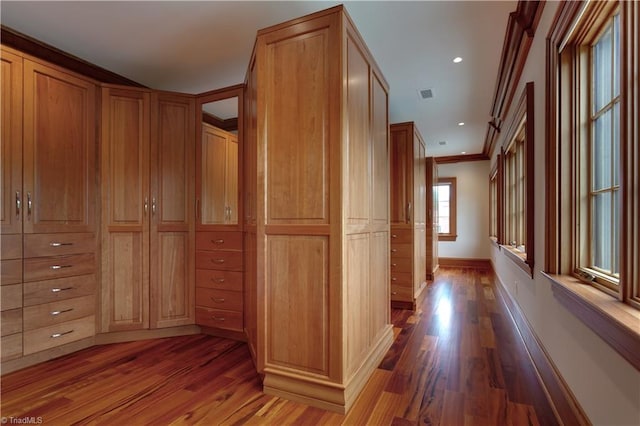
196, 87, 243, 230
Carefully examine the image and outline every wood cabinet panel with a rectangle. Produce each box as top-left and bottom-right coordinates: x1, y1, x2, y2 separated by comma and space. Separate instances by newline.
345, 233, 370, 378
23, 253, 95, 283
1, 48, 23, 235
201, 124, 227, 224
390, 229, 412, 244
23, 233, 94, 257
390, 257, 413, 272
266, 235, 329, 375
1, 333, 22, 361
1, 260, 22, 285
196, 269, 243, 292
196, 250, 243, 271
346, 37, 371, 225
195, 306, 242, 331
370, 232, 389, 342
1, 284, 22, 311
226, 136, 239, 224
390, 285, 413, 301
23, 60, 95, 233
23, 295, 94, 331
23, 274, 95, 307
265, 30, 329, 224
1, 234, 22, 259
390, 243, 412, 259
372, 75, 389, 224
1, 308, 22, 336
390, 272, 412, 286
196, 231, 242, 251
23, 315, 95, 355
390, 128, 410, 225
196, 288, 242, 312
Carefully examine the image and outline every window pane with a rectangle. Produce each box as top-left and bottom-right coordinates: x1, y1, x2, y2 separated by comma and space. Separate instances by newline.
613, 14, 620, 97
592, 192, 612, 272
592, 111, 612, 191
613, 102, 620, 186
612, 189, 620, 276
593, 24, 612, 112
437, 184, 450, 234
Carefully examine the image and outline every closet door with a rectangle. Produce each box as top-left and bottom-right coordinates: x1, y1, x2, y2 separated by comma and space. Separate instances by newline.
101, 87, 150, 332
23, 60, 95, 234
149, 92, 195, 328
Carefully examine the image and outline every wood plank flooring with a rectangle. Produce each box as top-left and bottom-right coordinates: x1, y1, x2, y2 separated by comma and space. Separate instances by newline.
1, 268, 559, 425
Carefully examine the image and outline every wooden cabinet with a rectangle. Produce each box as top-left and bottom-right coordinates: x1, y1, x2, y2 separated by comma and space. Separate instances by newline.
244, 5, 393, 414
390, 122, 427, 309
200, 123, 238, 225
1, 46, 97, 365
101, 86, 195, 332
426, 157, 439, 279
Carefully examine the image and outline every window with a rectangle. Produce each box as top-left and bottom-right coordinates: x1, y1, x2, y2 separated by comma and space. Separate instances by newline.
489, 154, 503, 245
499, 82, 534, 276
436, 178, 456, 241
546, 1, 639, 369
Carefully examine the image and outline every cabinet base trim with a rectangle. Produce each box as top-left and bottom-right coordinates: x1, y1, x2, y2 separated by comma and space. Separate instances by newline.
438, 257, 492, 269
94, 325, 201, 345
262, 325, 394, 414
200, 326, 247, 342
1, 337, 94, 375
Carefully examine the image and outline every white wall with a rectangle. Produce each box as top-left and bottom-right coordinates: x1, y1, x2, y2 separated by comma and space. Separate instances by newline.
488, 2, 640, 425
437, 161, 490, 259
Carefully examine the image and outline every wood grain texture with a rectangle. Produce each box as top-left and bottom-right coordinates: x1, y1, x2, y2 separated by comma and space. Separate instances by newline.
0, 267, 561, 425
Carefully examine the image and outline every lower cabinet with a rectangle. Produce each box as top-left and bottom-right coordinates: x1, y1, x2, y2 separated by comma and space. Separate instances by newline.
195, 231, 243, 332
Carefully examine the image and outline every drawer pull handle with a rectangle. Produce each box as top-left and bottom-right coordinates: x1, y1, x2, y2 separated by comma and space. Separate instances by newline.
392, 277, 397, 281
50, 308, 74, 316
211, 297, 225, 303
15, 191, 21, 217
212, 239, 225, 244
391, 291, 397, 295
211, 316, 225, 321
51, 330, 74, 338
50, 242, 73, 247
51, 287, 73, 293
212, 278, 226, 283
50, 265, 72, 270
391, 263, 397, 267
391, 249, 397, 253
392, 234, 398, 238
212, 259, 225, 264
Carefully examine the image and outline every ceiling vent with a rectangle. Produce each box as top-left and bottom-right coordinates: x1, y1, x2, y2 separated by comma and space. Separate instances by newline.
438, 141, 447, 145
418, 88, 433, 100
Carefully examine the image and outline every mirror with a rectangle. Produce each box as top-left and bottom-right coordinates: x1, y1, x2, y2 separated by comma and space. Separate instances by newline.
198, 94, 239, 226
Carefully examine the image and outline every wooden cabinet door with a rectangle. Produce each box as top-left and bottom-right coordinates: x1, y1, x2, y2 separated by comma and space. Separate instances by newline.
1, 49, 23, 235
200, 124, 228, 224
226, 135, 238, 224
101, 87, 150, 332
390, 126, 411, 225
149, 92, 195, 328
23, 60, 95, 234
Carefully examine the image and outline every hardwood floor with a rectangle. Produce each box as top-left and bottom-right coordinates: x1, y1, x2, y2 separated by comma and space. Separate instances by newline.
1, 268, 558, 425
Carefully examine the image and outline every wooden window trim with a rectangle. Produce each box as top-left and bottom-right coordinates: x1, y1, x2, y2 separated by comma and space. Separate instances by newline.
437, 177, 457, 241
545, 1, 640, 369
500, 82, 534, 278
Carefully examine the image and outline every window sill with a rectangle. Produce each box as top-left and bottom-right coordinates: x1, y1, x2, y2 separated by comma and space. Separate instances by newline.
489, 237, 499, 248
543, 272, 640, 371
439, 234, 457, 242
501, 244, 533, 277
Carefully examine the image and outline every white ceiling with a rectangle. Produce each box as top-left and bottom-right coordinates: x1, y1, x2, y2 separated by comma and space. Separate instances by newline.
1, 1, 515, 157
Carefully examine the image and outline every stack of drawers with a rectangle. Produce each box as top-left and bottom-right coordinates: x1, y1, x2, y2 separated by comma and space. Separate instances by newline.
1, 235, 23, 361
390, 229, 413, 304
195, 231, 243, 332
22, 234, 96, 355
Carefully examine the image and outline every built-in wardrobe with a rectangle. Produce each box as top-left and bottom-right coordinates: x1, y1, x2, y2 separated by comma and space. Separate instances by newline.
390, 122, 427, 310
243, 5, 393, 413
426, 157, 439, 279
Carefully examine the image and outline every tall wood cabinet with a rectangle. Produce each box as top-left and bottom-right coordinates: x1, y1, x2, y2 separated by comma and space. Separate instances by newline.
426, 157, 439, 279
1, 46, 97, 364
390, 122, 427, 309
244, 6, 393, 413
100, 86, 195, 332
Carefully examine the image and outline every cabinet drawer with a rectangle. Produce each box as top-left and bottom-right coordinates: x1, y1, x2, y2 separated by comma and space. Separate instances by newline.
1, 234, 22, 259
1, 259, 22, 285
24, 233, 94, 258
1, 308, 22, 336
23, 295, 95, 331
23, 274, 95, 307
390, 271, 412, 286
390, 229, 412, 244
23, 253, 95, 282
196, 250, 243, 271
1, 333, 22, 361
196, 269, 243, 291
23, 315, 95, 355
391, 284, 413, 302
390, 257, 412, 272
196, 231, 243, 251
196, 307, 242, 331
390, 243, 412, 259
196, 288, 243, 311
1, 284, 22, 311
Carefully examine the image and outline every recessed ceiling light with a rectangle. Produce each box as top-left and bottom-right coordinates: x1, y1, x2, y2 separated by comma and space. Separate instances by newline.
458, 122, 465, 126
453, 57, 463, 63
439, 141, 447, 146
461, 151, 467, 154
